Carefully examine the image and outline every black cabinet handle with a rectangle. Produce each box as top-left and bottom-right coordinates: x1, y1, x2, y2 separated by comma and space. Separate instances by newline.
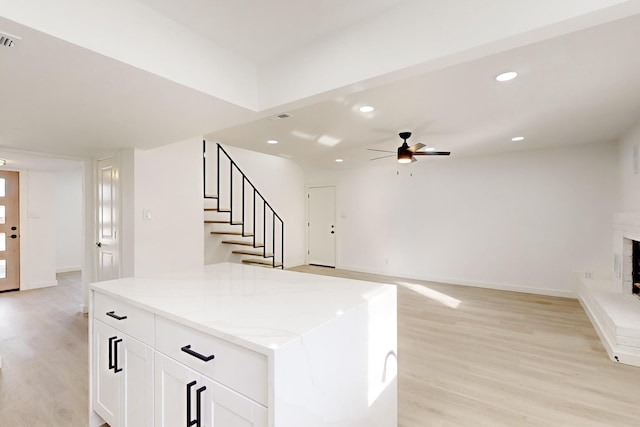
196, 386, 206, 427
186, 381, 197, 427
108, 336, 117, 370
113, 338, 123, 373
181, 345, 215, 362
10, 234, 17, 239
106, 311, 128, 320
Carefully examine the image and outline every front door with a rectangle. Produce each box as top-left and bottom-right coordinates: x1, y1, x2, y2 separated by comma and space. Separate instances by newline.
96, 155, 120, 282
0, 171, 20, 291
307, 186, 336, 267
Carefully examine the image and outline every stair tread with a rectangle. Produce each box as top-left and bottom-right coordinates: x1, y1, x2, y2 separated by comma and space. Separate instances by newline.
204, 220, 232, 224
204, 208, 230, 212
211, 231, 254, 236
242, 259, 283, 267
222, 240, 264, 247
204, 194, 218, 199
232, 249, 273, 257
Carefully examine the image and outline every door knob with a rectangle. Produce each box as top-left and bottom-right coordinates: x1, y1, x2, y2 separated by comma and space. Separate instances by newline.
96, 242, 102, 247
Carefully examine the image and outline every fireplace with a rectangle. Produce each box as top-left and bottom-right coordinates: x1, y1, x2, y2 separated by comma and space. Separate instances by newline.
577, 213, 640, 368
634, 240, 640, 297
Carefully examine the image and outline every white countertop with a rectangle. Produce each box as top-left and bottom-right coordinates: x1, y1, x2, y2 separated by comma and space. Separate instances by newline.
90, 263, 395, 353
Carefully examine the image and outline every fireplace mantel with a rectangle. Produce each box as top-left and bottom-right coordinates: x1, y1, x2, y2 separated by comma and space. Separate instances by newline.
579, 213, 640, 367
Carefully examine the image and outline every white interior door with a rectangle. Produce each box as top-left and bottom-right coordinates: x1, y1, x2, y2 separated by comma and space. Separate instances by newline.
96, 155, 120, 282
307, 186, 336, 267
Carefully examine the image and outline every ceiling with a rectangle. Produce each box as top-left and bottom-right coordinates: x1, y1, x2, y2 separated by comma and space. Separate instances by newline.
1, 2, 640, 172
207, 12, 640, 171
135, 0, 405, 64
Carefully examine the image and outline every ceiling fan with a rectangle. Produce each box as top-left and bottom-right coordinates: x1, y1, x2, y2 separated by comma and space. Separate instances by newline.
368, 132, 450, 163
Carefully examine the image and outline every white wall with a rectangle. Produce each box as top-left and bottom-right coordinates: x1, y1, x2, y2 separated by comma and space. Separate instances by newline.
20, 171, 57, 290
54, 168, 83, 272
307, 141, 618, 296
618, 120, 640, 212
216, 144, 306, 268
132, 137, 205, 276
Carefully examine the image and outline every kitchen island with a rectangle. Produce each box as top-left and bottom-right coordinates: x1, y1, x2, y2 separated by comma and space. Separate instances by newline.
89, 262, 397, 427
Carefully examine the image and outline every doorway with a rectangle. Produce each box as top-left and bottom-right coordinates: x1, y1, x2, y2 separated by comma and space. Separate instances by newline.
307, 186, 336, 268
0, 171, 20, 292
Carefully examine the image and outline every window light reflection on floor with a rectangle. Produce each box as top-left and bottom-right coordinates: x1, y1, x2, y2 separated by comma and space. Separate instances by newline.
395, 281, 461, 309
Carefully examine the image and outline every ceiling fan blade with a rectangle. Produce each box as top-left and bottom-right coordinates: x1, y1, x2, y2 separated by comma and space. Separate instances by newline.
407, 143, 426, 153
367, 148, 395, 153
413, 151, 451, 156
411, 156, 417, 163
370, 154, 395, 161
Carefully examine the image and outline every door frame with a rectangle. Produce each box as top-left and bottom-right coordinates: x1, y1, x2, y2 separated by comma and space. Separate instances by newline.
305, 184, 337, 267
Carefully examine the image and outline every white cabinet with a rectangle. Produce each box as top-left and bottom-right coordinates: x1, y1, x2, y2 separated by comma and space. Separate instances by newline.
92, 302, 154, 427
155, 352, 267, 427
90, 263, 398, 427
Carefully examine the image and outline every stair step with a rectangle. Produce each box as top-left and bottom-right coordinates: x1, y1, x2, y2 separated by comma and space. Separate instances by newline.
242, 259, 283, 268
232, 249, 273, 257
211, 231, 254, 237
222, 240, 264, 248
204, 208, 230, 212
204, 220, 243, 225
204, 194, 218, 199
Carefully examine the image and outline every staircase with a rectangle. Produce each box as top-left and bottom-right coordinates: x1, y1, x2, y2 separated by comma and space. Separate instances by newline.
203, 141, 284, 268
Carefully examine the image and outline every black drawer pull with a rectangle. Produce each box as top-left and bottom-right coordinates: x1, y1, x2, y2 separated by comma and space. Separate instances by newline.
186, 381, 196, 427
181, 345, 215, 362
108, 336, 117, 370
196, 386, 206, 427
113, 338, 123, 373
106, 311, 128, 320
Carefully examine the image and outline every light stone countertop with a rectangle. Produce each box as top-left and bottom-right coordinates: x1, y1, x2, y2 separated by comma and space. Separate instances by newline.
90, 262, 395, 354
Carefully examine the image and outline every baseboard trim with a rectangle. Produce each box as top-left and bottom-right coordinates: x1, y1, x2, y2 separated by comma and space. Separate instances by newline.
335, 264, 576, 299
21, 280, 58, 291
56, 267, 82, 273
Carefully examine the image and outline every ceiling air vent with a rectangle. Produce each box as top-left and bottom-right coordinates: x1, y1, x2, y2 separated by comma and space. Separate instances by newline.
0, 31, 20, 48
269, 113, 292, 121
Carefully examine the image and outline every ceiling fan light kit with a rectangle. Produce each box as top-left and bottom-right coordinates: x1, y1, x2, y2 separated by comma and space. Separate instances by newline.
397, 149, 413, 163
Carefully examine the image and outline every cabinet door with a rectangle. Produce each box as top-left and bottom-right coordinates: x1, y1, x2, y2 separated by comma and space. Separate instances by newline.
201, 376, 268, 427
155, 352, 203, 427
93, 320, 121, 426
121, 336, 154, 427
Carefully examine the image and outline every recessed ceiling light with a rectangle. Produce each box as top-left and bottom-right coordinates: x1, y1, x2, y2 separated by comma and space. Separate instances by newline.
511, 136, 525, 142
495, 71, 518, 82
267, 139, 278, 144
335, 159, 344, 163
359, 106, 374, 113
0, 159, 6, 166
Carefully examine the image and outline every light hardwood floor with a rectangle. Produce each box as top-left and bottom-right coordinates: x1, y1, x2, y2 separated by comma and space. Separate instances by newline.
2, 268, 640, 426
0, 271, 88, 427
289, 265, 640, 427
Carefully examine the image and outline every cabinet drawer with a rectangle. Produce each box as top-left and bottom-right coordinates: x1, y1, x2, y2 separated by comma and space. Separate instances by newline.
155, 316, 267, 406
93, 292, 155, 346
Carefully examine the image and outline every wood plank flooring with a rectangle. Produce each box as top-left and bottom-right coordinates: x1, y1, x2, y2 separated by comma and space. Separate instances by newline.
289, 265, 640, 427
0, 272, 88, 427
2, 267, 640, 426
